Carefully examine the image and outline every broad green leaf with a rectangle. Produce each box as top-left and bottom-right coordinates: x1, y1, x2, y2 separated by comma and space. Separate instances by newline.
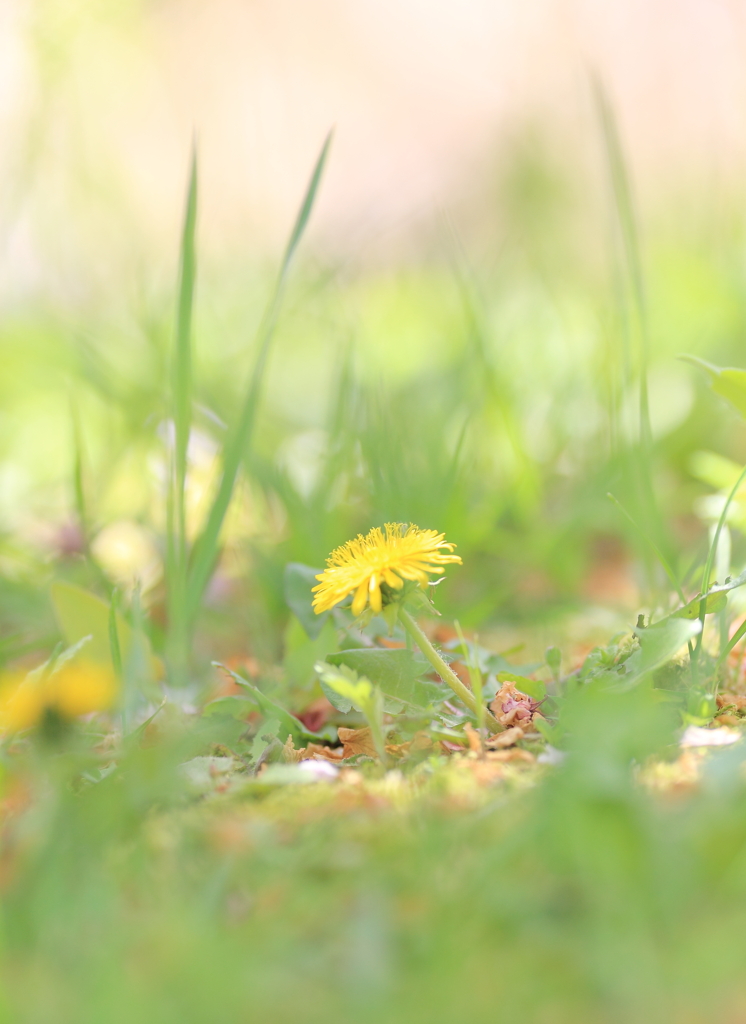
681, 355, 746, 419
283, 563, 328, 639
50, 582, 160, 679
496, 672, 546, 701
283, 616, 338, 688
315, 662, 387, 763
319, 680, 353, 714
316, 661, 374, 715
609, 618, 701, 691
326, 648, 430, 703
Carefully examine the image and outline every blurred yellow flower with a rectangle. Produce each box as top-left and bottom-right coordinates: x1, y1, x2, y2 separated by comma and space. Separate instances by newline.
46, 662, 117, 719
0, 674, 45, 733
313, 523, 461, 617
0, 661, 117, 734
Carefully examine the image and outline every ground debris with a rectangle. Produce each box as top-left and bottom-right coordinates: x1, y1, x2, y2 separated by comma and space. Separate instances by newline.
337, 726, 378, 759
490, 680, 543, 729
486, 726, 525, 748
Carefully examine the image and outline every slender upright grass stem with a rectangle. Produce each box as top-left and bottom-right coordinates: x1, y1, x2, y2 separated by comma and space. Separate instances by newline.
454, 619, 485, 745
715, 616, 746, 682
607, 492, 685, 603
398, 607, 500, 730
692, 464, 746, 677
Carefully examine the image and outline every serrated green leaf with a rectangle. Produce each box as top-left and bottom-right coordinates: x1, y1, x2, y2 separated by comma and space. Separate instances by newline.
319, 679, 353, 713
316, 661, 373, 714
314, 661, 387, 763
327, 648, 429, 702
325, 643, 435, 708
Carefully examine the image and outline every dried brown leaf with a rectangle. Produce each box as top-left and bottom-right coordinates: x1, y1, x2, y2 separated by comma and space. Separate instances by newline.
337, 727, 378, 759
463, 723, 483, 754
486, 726, 524, 749
300, 742, 345, 763
717, 693, 746, 711
386, 731, 434, 760
282, 735, 304, 763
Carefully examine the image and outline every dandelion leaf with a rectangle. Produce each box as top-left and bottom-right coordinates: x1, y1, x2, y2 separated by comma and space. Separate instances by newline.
326, 648, 435, 706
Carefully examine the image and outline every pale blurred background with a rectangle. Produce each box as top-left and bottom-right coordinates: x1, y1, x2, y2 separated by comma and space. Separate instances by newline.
2, 0, 746, 289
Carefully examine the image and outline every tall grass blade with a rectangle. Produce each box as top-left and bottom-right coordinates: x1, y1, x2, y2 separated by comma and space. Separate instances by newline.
70, 400, 89, 549
174, 147, 198, 544
185, 132, 333, 624
108, 587, 123, 683
607, 493, 685, 605
166, 147, 198, 677
593, 76, 667, 593
592, 79, 649, 437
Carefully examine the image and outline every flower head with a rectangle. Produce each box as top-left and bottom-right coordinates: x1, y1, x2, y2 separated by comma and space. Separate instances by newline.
0, 660, 117, 735
312, 523, 461, 617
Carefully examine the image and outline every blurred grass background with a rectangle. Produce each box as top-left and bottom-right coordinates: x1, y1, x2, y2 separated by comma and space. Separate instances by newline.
3, 0, 746, 666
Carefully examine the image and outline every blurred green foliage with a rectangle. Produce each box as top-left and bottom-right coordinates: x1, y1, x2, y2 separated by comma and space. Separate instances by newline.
4, 29, 746, 1019
2, 676, 746, 1024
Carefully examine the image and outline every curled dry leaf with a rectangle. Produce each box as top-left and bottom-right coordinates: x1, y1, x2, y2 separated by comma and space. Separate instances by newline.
386, 731, 433, 760
282, 735, 304, 763
302, 743, 345, 763
486, 726, 524, 749
337, 726, 378, 759
717, 693, 746, 712
282, 735, 345, 764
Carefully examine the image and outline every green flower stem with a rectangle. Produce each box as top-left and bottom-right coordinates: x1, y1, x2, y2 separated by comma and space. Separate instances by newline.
398, 607, 501, 731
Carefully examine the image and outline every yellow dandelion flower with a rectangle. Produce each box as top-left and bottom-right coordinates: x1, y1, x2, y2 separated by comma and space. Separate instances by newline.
47, 661, 117, 719
312, 523, 462, 617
